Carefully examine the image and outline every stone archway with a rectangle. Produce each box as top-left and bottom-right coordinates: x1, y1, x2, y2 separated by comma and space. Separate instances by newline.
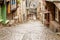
27, 8, 37, 21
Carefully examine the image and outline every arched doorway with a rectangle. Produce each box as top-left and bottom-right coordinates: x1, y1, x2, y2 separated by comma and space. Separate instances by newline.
44, 1, 55, 26
27, 8, 37, 21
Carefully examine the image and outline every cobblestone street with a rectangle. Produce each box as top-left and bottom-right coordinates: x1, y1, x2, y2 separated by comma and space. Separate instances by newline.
0, 20, 60, 40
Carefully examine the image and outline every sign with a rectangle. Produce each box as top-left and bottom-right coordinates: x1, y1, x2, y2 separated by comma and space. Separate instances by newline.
11, 0, 16, 11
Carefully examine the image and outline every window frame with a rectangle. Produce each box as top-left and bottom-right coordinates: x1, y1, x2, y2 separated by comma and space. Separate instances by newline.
55, 6, 59, 23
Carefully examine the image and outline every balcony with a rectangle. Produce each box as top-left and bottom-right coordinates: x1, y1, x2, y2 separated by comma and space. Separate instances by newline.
0, 0, 3, 4
0, 0, 3, 1
0, 0, 10, 4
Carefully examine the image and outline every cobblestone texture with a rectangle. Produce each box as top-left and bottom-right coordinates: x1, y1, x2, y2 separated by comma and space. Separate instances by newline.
0, 20, 60, 40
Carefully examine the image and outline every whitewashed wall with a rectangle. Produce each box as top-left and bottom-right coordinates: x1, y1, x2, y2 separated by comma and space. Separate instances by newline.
21, 0, 27, 22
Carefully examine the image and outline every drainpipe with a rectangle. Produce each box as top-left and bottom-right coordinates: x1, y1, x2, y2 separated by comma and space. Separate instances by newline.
1, 4, 9, 24
0, 5, 3, 22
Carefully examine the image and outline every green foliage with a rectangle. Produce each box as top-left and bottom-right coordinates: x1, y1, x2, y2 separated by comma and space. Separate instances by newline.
17, 0, 20, 4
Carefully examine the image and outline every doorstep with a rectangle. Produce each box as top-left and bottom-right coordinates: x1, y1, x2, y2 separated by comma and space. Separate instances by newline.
56, 32, 60, 36
50, 21, 60, 32
2, 20, 9, 24
5, 20, 9, 24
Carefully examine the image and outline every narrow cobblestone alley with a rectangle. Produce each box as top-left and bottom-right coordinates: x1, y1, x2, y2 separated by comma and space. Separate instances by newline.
0, 0, 60, 40
0, 20, 60, 40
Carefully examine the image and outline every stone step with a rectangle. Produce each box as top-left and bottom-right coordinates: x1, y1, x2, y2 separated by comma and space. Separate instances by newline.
56, 32, 60, 36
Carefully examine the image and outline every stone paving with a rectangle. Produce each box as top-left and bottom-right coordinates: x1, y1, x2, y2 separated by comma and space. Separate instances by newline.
0, 20, 60, 40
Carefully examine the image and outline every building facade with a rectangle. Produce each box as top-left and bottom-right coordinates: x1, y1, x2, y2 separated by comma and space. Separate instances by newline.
37, 0, 60, 32
44, 0, 60, 32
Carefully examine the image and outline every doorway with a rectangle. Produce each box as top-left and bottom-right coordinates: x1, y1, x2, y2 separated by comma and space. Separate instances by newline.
45, 1, 55, 26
